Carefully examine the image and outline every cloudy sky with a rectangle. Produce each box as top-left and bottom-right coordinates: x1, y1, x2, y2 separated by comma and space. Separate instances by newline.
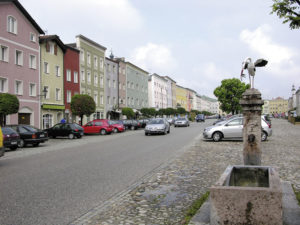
21, 0, 300, 100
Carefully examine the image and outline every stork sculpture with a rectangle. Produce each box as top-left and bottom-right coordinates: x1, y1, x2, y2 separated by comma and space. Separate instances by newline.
240, 57, 268, 88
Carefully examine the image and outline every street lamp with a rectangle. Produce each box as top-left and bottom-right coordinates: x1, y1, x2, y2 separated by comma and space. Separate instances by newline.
39, 86, 48, 98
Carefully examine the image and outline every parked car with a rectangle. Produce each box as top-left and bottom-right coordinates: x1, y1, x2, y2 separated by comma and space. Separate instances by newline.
138, 119, 150, 128
2, 127, 20, 150
167, 118, 175, 125
262, 114, 272, 125
122, 119, 140, 130
109, 120, 125, 133
7, 124, 48, 147
45, 123, 84, 139
195, 114, 205, 122
0, 126, 4, 157
174, 118, 190, 127
82, 119, 113, 135
203, 116, 272, 142
145, 118, 170, 135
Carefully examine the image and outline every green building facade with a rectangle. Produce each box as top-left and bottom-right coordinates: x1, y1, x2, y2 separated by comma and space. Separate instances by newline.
75, 35, 106, 124
39, 35, 66, 129
125, 62, 149, 111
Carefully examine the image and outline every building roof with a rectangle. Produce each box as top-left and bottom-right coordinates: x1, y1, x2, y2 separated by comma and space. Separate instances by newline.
163, 76, 177, 83
65, 44, 80, 52
39, 35, 66, 53
201, 95, 218, 102
76, 34, 107, 51
150, 73, 168, 82
4, 0, 44, 34
125, 61, 149, 74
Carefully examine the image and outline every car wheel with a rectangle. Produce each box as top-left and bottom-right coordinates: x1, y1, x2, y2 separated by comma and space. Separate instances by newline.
163, 129, 167, 135
145, 132, 148, 136
18, 139, 25, 148
100, 129, 106, 135
113, 128, 118, 133
167, 128, 170, 133
212, 132, 222, 142
68, 133, 74, 139
33, 143, 40, 147
52, 136, 56, 139
77, 135, 82, 139
261, 131, 268, 141
10, 146, 18, 150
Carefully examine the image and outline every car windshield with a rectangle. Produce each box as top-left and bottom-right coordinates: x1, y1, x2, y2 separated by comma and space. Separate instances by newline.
177, 118, 186, 121
23, 125, 38, 132
149, 119, 164, 124
2, 127, 15, 135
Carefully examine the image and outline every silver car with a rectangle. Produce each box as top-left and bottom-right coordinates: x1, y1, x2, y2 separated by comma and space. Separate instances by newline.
145, 118, 170, 135
203, 116, 272, 142
174, 118, 190, 127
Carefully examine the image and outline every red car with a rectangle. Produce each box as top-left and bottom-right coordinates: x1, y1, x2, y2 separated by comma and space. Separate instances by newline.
110, 120, 125, 133
82, 119, 113, 135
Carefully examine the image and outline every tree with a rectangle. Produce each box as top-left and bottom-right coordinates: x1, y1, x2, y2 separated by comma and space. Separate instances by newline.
214, 78, 250, 115
271, 0, 300, 29
165, 107, 176, 116
177, 107, 186, 115
71, 94, 96, 125
122, 107, 135, 119
0, 93, 19, 126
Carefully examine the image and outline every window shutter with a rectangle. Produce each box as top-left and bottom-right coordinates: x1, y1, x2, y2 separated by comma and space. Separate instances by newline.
46, 42, 50, 52
54, 44, 57, 55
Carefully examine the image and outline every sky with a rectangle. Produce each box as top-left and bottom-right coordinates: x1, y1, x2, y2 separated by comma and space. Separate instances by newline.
20, 0, 300, 100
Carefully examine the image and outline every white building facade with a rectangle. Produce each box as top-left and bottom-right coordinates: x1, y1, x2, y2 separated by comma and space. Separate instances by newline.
148, 73, 168, 109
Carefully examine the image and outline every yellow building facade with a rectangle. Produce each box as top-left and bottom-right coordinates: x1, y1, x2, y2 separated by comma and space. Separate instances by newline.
176, 85, 188, 111
269, 97, 288, 115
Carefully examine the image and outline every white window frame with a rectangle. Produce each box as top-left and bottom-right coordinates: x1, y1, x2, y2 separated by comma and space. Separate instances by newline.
100, 58, 104, 70
67, 90, 72, 103
0, 45, 9, 62
30, 32, 36, 42
100, 76, 104, 88
55, 65, 60, 77
66, 69, 71, 81
94, 93, 98, 106
15, 80, 23, 95
29, 54, 36, 69
55, 88, 61, 101
50, 43, 55, 54
74, 71, 78, 83
44, 62, 49, 74
94, 73, 98, 86
108, 79, 110, 88
87, 52, 91, 66
87, 71, 91, 84
100, 95, 104, 105
80, 50, 84, 62
81, 70, 85, 81
29, 83, 36, 96
107, 96, 110, 104
0, 77, 8, 93
44, 86, 50, 99
94, 56, 98, 69
113, 80, 116, 88
15, 49, 23, 66
7, 16, 17, 34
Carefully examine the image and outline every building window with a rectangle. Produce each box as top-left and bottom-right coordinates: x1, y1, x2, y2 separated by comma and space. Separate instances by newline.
100, 95, 103, 105
15, 80, 23, 95
44, 86, 49, 99
7, 16, 17, 34
80, 50, 84, 62
55, 66, 60, 77
94, 74, 98, 86
30, 33, 36, 42
123, 84, 125, 90
107, 96, 110, 104
81, 70, 85, 81
113, 97, 116, 105
94, 56, 98, 69
67, 90, 71, 103
55, 88, 61, 101
113, 80, 116, 88
0, 77, 8, 93
100, 76, 104, 88
29, 83, 36, 96
43, 114, 53, 129
108, 79, 111, 88
0, 45, 9, 62
15, 50, 23, 66
66, 69, 71, 81
29, 55, 36, 69
49, 43, 55, 54
127, 81, 130, 88
87, 52, 91, 65
100, 58, 104, 70
94, 93, 98, 106
87, 71, 91, 84
44, 62, 49, 74
74, 71, 78, 83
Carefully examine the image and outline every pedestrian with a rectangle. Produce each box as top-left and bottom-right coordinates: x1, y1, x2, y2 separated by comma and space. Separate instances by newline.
60, 118, 66, 123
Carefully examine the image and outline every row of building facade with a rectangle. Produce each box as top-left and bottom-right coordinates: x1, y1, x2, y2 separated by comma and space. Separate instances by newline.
0, 0, 220, 129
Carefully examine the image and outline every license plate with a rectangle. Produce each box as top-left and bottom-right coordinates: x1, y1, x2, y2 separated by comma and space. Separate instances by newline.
40, 134, 45, 137
11, 141, 17, 145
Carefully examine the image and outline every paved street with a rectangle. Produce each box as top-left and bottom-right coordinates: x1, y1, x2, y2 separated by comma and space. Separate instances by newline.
0, 122, 204, 225
82, 119, 300, 225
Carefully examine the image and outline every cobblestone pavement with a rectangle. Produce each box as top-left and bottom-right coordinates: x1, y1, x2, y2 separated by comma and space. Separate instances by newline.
82, 119, 300, 225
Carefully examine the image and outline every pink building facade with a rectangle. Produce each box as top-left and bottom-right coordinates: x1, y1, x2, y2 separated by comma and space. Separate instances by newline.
0, 0, 44, 128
